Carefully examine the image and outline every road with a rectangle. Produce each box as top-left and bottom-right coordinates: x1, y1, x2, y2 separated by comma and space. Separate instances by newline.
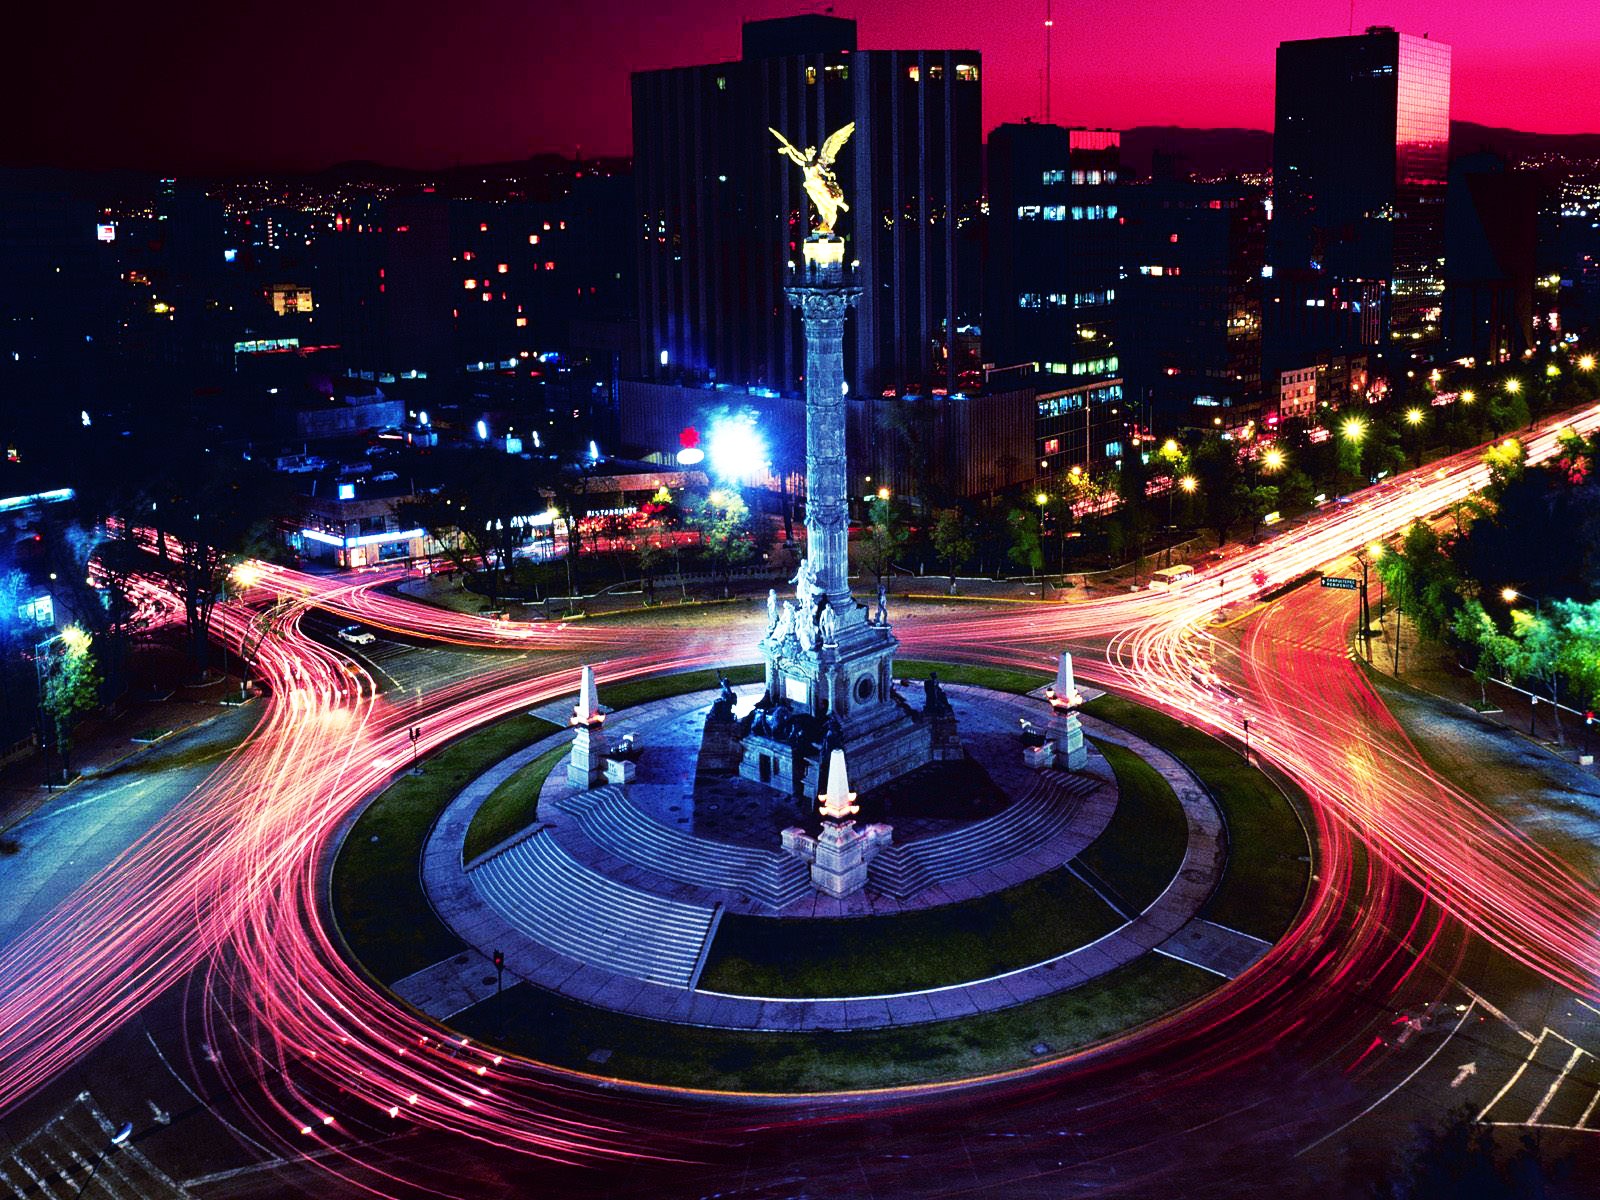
3, 400, 1600, 1197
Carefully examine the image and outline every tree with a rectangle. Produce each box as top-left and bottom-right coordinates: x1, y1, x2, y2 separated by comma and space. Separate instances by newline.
1005, 507, 1044, 575
1244, 483, 1280, 541
1278, 468, 1315, 514
685, 489, 754, 596
1482, 437, 1527, 500
40, 627, 101, 782
861, 496, 908, 588
930, 508, 974, 595
1379, 522, 1462, 643
1509, 606, 1566, 743
1455, 599, 1519, 708
145, 444, 281, 677
1190, 434, 1247, 544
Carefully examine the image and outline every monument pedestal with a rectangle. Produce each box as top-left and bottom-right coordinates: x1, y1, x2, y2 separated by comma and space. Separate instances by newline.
568, 723, 609, 789
1055, 712, 1088, 771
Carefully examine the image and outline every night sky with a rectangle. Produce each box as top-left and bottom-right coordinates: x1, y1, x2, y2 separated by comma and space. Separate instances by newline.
11, 0, 1600, 173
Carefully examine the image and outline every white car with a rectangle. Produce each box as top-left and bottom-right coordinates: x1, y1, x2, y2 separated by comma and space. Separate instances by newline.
337, 625, 377, 646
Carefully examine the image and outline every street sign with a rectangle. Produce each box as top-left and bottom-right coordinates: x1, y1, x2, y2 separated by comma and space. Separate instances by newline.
1320, 576, 1358, 590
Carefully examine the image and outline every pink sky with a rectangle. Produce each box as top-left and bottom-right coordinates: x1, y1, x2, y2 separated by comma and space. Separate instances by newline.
14, 0, 1600, 170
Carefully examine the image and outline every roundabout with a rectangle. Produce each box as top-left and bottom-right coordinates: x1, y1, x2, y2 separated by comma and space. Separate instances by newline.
329, 662, 1311, 1093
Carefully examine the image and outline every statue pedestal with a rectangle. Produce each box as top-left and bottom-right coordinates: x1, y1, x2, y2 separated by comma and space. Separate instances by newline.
567, 722, 609, 790
1056, 712, 1088, 771
698, 705, 744, 774
604, 757, 636, 785
792, 819, 892, 898
1024, 742, 1056, 771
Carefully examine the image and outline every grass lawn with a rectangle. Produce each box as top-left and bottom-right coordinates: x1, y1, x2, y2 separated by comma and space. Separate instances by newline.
698, 869, 1120, 997
598, 663, 765, 712
453, 953, 1217, 1092
463, 741, 570, 862
895, 658, 1049, 696
1082, 693, 1309, 941
1079, 738, 1189, 915
331, 713, 559, 984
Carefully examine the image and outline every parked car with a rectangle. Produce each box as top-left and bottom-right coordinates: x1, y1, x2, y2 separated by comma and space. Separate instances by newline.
337, 625, 377, 646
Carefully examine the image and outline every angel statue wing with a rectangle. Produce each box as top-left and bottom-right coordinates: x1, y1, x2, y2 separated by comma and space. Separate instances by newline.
818, 122, 855, 166
769, 127, 807, 167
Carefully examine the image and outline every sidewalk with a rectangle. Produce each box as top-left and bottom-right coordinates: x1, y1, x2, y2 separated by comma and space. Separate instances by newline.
0, 676, 249, 836
1358, 613, 1600, 776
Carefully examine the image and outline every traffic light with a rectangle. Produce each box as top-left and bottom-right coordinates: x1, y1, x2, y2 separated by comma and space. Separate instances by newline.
1586, 711, 1594, 726
492, 949, 504, 971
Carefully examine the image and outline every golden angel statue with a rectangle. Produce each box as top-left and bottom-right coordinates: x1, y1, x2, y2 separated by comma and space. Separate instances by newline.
770, 122, 855, 236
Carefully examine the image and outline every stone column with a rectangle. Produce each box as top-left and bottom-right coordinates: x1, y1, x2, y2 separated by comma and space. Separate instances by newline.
787, 245, 861, 612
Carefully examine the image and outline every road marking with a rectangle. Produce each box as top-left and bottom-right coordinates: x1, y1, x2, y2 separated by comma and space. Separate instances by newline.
1296, 997, 1477, 1157
1451, 1062, 1477, 1088
1527, 1045, 1588, 1125
1478, 1029, 1545, 1122
1459, 984, 1538, 1044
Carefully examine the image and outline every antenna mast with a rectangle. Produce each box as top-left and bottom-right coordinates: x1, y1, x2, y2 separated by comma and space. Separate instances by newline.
1044, 0, 1053, 123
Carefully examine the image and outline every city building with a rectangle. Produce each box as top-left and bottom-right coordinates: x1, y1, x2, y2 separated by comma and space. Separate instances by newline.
1119, 175, 1267, 429
631, 14, 984, 401
1267, 27, 1451, 377
1035, 378, 1129, 477
1445, 152, 1541, 364
984, 123, 1121, 388
1276, 354, 1370, 423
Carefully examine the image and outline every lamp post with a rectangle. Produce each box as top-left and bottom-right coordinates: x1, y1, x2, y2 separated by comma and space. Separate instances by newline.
1242, 714, 1251, 765
1354, 550, 1374, 660
1405, 406, 1426, 467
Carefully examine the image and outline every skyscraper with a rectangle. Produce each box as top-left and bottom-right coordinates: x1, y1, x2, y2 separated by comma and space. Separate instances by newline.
631, 15, 983, 399
1267, 27, 1450, 377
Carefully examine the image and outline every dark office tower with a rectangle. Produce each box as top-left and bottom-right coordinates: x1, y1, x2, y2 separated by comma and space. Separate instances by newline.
985, 123, 1121, 383
1444, 152, 1540, 364
632, 15, 983, 398
1120, 176, 1267, 429
1267, 27, 1450, 376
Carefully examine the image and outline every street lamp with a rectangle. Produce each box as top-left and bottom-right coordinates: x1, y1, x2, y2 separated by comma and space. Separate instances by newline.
1461, 389, 1476, 404
1579, 354, 1596, 372
1261, 447, 1285, 473
1503, 377, 1522, 395
1341, 416, 1367, 443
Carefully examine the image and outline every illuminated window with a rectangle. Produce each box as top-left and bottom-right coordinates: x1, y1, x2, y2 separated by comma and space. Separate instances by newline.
463, 279, 477, 289
907, 65, 920, 82
497, 263, 508, 273
479, 222, 489, 232
1043, 438, 1060, 454
825, 64, 848, 81
1043, 205, 1066, 220
716, 75, 726, 91
806, 66, 817, 84
462, 250, 475, 261
926, 64, 943, 80
544, 261, 555, 271
1042, 169, 1065, 185
1017, 293, 1042, 308
529, 234, 539, 245
1169, 233, 1179, 243
1016, 205, 1041, 220
516, 317, 528, 327
955, 63, 979, 82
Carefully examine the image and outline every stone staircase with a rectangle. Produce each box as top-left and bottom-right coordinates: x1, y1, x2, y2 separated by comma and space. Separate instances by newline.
0, 1092, 192, 1200
555, 786, 812, 908
470, 830, 716, 986
868, 771, 1099, 900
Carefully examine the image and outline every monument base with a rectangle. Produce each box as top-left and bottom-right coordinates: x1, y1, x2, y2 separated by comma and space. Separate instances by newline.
782, 819, 893, 898
1053, 711, 1088, 772
738, 709, 937, 799
567, 723, 609, 790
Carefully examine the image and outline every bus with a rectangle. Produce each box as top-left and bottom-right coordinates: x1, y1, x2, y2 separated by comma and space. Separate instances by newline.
1148, 564, 1197, 591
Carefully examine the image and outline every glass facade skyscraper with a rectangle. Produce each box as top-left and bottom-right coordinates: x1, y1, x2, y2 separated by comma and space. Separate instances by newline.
1267, 27, 1450, 376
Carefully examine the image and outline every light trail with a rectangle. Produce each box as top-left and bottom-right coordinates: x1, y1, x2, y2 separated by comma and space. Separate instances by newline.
1, 402, 1596, 1194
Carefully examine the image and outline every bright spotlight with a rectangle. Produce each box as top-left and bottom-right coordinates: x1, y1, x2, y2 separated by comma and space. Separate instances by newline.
707, 412, 768, 485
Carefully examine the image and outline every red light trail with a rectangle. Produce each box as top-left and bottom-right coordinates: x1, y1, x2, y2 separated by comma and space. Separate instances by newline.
2, 402, 1598, 1192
